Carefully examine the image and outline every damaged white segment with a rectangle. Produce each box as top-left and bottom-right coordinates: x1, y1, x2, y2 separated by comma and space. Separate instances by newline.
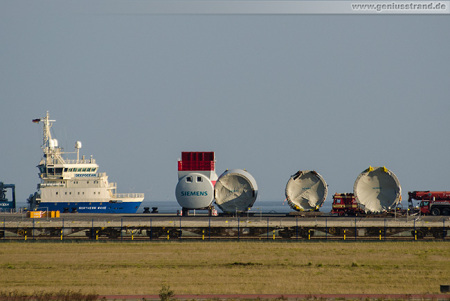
285, 170, 328, 212
214, 169, 258, 213
353, 166, 402, 213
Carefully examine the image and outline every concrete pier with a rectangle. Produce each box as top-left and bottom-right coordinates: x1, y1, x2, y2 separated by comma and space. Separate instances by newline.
0, 213, 448, 241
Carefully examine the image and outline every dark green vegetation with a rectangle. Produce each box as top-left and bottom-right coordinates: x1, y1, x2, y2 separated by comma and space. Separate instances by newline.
0, 290, 97, 301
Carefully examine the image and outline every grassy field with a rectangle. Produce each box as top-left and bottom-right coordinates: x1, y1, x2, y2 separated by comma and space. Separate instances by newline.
0, 241, 448, 296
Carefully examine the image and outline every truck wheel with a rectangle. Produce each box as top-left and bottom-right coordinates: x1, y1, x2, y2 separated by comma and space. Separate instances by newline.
442, 208, 450, 216
431, 208, 441, 216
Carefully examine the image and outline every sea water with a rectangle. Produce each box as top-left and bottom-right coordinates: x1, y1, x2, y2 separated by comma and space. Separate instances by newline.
138, 200, 333, 214
15, 200, 332, 214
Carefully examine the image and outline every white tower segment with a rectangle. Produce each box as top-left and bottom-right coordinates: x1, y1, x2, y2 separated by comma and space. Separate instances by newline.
353, 166, 402, 213
285, 170, 328, 211
214, 169, 258, 213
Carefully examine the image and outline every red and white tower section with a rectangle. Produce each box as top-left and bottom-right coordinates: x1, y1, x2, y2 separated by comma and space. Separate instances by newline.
175, 152, 218, 215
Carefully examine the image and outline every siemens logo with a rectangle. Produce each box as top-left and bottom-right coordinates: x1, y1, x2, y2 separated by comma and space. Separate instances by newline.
181, 191, 208, 197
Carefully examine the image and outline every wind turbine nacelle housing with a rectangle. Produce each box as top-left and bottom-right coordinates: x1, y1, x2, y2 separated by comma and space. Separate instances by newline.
175, 173, 214, 209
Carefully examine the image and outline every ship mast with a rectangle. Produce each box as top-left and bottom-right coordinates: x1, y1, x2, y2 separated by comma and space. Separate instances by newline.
34, 111, 64, 164
42, 111, 55, 156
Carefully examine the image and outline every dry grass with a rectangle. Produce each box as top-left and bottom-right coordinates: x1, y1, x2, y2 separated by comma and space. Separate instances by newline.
0, 241, 448, 295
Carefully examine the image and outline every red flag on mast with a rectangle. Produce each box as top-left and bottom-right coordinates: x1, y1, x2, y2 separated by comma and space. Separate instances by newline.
32, 119, 40, 123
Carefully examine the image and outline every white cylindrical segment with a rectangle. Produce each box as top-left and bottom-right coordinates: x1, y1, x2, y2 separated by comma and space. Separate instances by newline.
175, 173, 214, 209
285, 170, 328, 211
214, 169, 258, 213
353, 166, 402, 213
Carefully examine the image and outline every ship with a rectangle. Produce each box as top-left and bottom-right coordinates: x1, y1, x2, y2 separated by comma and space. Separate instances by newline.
27, 112, 144, 213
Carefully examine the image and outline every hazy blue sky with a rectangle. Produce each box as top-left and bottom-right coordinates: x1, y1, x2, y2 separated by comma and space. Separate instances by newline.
1, 1, 449, 210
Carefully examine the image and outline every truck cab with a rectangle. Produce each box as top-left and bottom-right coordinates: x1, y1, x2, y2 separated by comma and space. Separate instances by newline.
332, 193, 364, 216
409, 191, 450, 216
419, 201, 430, 215
419, 199, 450, 216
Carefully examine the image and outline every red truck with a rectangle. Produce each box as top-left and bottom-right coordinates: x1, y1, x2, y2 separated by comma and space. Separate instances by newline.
408, 191, 450, 216
331, 193, 365, 216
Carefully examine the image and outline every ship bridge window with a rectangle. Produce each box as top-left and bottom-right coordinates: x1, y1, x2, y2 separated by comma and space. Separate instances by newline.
64, 168, 68, 172
48, 168, 54, 174
186, 176, 193, 183
197, 177, 203, 182
55, 168, 63, 174
82, 168, 86, 172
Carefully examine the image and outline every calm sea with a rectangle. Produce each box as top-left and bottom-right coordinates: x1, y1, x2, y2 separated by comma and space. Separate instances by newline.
138, 200, 333, 214
15, 200, 332, 214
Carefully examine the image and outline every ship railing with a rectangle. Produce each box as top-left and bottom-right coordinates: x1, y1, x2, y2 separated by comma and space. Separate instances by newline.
61, 159, 97, 164
112, 193, 144, 199
39, 183, 65, 188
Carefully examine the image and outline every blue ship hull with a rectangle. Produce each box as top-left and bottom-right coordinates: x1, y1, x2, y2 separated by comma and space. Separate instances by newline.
37, 201, 142, 213
0, 202, 15, 212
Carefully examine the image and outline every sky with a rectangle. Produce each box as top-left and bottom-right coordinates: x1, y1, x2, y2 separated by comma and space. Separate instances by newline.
1, 1, 449, 210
